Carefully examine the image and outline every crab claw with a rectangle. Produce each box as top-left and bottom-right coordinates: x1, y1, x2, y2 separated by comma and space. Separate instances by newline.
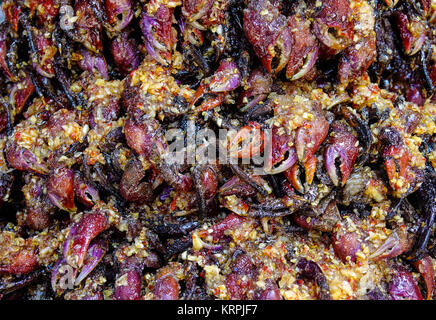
285, 163, 304, 194
338, 34, 377, 84
209, 59, 241, 93
105, 0, 133, 32
0, 246, 39, 275
140, 4, 175, 66
47, 167, 76, 212
0, 28, 16, 81
124, 119, 161, 157
74, 0, 103, 52
229, 122, 264, 159
286, 15, 319, 80
389, 267, 423, 300
115, 269, 143, 300
413, 255, 434, 300
332, 228, 361, 263
64, 212, 109, 269
5, 143, 48, 174
9, 75, 35, 115
395, 12, 426, 56
383, 145, 422, 197
238, 69, 273, 109
295, 115, 329, 164
190, 59, 241, 110
313, 0, 354, 51
243, 0, 292, 73
51, 258, 77, 294
75, 239, 107, 286
154, 271, 180, 300
264, 126, 297, 174
111, 31, 140, 76
219, 175, 258, 198
182, 0, 214, 29
77, 50, 108, 79
369, 226, 412, 260
74, 172, 100, 208
193, 164, 218, 213
324, 122, 359, 186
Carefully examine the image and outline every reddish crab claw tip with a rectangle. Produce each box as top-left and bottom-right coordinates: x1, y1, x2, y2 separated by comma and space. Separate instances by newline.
264, 126, 297, 174
140, 4, 174, 66
295, 116, 329, 164
64, 213, 109, 269
382, 145, 422, 197
285, 163, 304, 194
74, 173, 100, 208
324, 124, 359, 187
413, 256, 435, 300
209, 60, 241, 93
395, 12, 426, 56
313, 0, 354, 51
228, 122, 264, 159
286, 16, 319, 80
75, 239, 107, 286
288, 47, 318, 81
243, 0, 292, 74
47, 167, 76, 212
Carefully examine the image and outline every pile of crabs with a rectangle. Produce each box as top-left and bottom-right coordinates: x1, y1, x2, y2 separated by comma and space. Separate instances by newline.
0, 0, 435, 300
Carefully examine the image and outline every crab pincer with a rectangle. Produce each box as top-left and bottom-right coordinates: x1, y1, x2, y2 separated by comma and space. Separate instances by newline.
47, 167, 76, 212
395, 12, 426, 56
370, 226, 412, 260
105, 0, 133, 32
324, 122, 359, 187
190, 59, 241, 111
228, 122, 264, 159
264, 126, 297, 175
140, 2, 175, 66
5, 142, 48, 174
119, 158, 154, 203
0, 27, 16, 81
413, 255, 434, 300
238, 69, 272, 109
73, 172, 100, 208
312, 0, 354, 51
286, 15, 319, 80
64, 212, 109, 269
243, 0, 292, 73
